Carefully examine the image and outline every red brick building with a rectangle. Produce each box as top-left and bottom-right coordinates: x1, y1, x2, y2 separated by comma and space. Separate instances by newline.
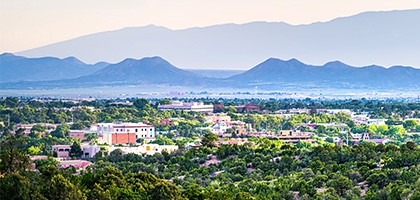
111, 133, 137, 145
69, 130, 85, 140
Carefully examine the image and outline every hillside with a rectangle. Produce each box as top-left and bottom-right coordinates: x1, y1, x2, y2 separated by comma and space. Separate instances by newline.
0, 53, 108, 83
1, 55, 420, 91
227, 58, 420, 90
0, 56, 206, 89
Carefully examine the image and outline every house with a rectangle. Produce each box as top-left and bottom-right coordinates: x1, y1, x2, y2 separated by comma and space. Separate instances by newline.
58, 160, 92, 169
362, 132, 393, 145
211, 121, 229, 134
81, 145, 101, 158
52, 145, 71, 160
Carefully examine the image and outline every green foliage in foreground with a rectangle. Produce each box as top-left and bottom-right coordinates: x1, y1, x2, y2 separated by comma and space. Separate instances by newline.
2, 135, 420, 199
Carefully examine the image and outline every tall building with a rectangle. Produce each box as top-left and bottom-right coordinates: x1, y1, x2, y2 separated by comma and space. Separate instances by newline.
96, 122, 155, 145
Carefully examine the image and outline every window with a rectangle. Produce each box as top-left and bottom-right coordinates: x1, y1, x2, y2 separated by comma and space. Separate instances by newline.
135, 129, 138, 132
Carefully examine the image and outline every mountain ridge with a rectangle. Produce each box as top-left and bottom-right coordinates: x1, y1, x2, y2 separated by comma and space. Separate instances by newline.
0, 53, 109, 83
15, 9, 420, 69
1, 54, 419, 91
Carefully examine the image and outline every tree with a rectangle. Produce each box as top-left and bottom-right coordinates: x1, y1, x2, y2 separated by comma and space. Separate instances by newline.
0, 136, 31, 174
42, 174, 85, 200
327, 174, 353, 197
201, 132, 219, 148
69, 142, 83, 158
403, 119, 418, 132
29, 124, 46, 138
150, 136, 175, 145
133, 98, 150, 110
50, 124, 70, 138
108, 149, 124, 162
366, 172, 389, 189
0, 172, 43, 200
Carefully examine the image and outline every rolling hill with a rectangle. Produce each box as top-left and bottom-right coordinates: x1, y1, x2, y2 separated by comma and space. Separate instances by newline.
227, 58, 420, 90
0, 53, 108, 83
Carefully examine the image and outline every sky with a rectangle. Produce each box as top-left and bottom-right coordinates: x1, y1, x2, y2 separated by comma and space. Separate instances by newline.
1, 0, 420, 53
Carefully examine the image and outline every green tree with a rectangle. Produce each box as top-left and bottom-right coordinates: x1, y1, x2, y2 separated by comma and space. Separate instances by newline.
0, 172, 45, 200
327, 174, 353, 197
201, 132, 219, 148
50, 124, 70, 138
403, 119, 418, 132
0, 136, 31, 174
108, 149, 124, 163
42, 174, 86, 200
69, 141, 83, 158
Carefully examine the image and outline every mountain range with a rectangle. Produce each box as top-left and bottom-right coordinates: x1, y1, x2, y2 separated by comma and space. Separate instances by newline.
1, 53, 419, 91
0, 53, 108, 83
16, 9, 420, 70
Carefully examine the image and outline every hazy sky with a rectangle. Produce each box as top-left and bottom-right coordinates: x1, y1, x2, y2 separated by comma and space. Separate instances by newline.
1, 0, 420, 53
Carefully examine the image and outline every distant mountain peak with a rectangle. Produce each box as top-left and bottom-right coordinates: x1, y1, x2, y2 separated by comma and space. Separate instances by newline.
323, 60, 349, 67
0, 52, 15, 57
63, 56, 86, 65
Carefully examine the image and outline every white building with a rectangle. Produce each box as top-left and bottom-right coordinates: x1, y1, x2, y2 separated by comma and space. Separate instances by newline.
96, 122, 155, 145
211, 121, 229, 134
107, 144, 178, 156
157, 101, 213, 112
367, 119, 388, 126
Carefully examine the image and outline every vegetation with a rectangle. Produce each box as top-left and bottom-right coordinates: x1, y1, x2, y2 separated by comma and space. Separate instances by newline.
2, 97, 420, 199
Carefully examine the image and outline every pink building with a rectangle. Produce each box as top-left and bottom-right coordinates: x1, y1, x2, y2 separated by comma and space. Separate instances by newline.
52, 145, 71, 160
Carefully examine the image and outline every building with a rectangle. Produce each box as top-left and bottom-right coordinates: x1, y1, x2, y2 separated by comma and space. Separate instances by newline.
206, 113, 231, 123
52, 145, 71, 160
82, 145, 101, 158
58, 160, 92, 169
157, 101, 214, 112
275, 130, 315, 144
234, 103, 260, 112
211, 121, 229, 134
68, 130, 86, 140
96, 122, 155, 145
367, 119, 388, 126
107, 144, 179, 156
